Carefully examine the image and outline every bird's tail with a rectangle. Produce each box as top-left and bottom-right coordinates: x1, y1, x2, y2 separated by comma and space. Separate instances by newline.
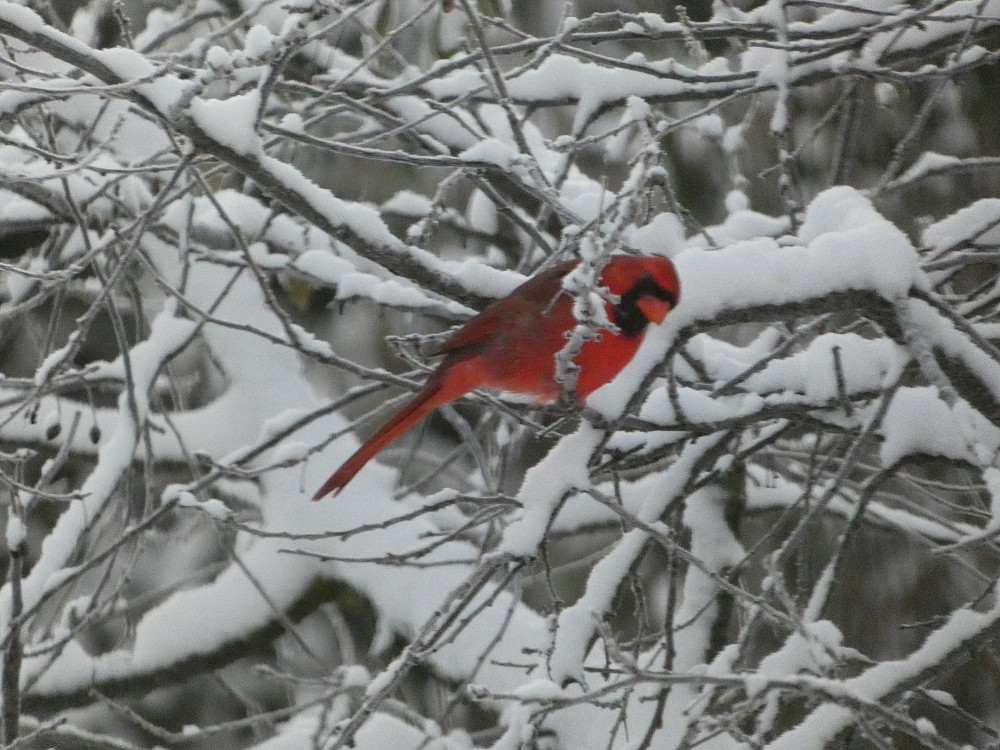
312, 380, 446, 500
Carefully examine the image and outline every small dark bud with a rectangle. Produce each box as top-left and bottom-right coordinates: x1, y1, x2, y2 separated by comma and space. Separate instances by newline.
46, 422, 61, 440
89, 425, 101, 444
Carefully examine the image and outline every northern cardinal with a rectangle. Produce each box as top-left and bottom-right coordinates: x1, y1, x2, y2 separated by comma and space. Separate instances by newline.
313, 255, 680, 499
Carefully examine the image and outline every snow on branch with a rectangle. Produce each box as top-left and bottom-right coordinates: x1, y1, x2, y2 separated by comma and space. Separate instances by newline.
0, 1, 999, 748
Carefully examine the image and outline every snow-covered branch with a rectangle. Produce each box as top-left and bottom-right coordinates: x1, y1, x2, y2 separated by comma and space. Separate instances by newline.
0, 1, 999, 748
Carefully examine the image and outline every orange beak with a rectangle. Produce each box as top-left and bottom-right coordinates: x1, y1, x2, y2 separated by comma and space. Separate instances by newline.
636, 295, 672, 325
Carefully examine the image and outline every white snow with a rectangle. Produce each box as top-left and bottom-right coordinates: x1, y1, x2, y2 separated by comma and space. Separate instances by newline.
923, 198, 1000, 251
1, 3, 997, 747
770, 600, 1000, 749
5, 515, 26, 551
187, 90, 263, 156
880, 387, 974, 466
499, 423, 601, 557
244, 25, 276, 59
1, 302, 198, 631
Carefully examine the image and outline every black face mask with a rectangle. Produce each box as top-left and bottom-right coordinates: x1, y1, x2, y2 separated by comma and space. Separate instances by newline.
613, 275, 677, 337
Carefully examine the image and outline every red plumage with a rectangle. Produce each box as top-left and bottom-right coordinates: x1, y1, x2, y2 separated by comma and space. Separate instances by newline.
313, 255, 680, 499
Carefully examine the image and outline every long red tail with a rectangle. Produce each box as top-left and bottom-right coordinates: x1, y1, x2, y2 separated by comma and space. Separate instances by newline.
312, 380, 448, 500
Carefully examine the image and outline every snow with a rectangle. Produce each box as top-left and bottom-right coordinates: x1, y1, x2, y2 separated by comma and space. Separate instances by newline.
94, 47, 188, 115
544, 438, 724, 683
896, 152, 960, 184
880, 387, 975, 466
862, 1, 1000, 62
187, 90, 263, 156
0, 302, 200, 650
679, 188, 921, 324
924, 689, 957, 708
277, 112, 304, 135
467, 190, 498, 235
177, 491, 231, 520
890, 298, 1000, 465
513, 679, 568, 701
249, 705, 472, 750
33, 332, 79, 386
383, 189, 434, 216
17, 230, 552, 730
254, 150, 517, 301
0, 3, 71, 39
874, 81, 898, 108
788, 1, 889, 34
746, 333, 906, 402
751, 621, 844, 699
294, 249, 472, 316
628, 212, 685, 257
770, 600, 1000, 749
459, 139, 517, 169
923, 198, 1000, 251
244, 24, 276, 59
340, 664, 372, 689
985, 468, 1000, 532
424, 54, 690, 133
498, 423, 601, 557
1, 2, 998, 746
5, 515, 25, 551
746, 467, 979, 545
651, 485, 746, 744
206, 45, 231, 69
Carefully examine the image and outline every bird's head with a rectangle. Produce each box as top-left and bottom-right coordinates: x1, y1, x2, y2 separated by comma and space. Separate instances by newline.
601, 255, 681, 337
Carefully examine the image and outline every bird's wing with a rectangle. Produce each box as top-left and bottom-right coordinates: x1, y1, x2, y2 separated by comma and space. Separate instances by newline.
431, 261, 577, 357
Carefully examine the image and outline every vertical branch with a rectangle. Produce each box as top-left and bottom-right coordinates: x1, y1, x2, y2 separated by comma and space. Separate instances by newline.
828, 81, 860, 186
769, 0, 802, 232
1, 452, 30, 746
2, 545, 22, 745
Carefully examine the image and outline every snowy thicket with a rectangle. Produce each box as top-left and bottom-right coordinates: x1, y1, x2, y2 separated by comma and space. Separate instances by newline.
0, 0, 999, 748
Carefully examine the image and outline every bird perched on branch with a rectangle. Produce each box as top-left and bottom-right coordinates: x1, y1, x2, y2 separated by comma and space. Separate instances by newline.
313, 254, 680, 499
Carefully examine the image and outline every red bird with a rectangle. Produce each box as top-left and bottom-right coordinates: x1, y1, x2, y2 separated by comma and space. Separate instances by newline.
313, 255, 680, 499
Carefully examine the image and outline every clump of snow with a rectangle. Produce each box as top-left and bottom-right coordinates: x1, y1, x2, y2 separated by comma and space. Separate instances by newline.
861, 0, 1000, 63
678, 187, 921, 331
467, 190, 498, 235
879, 387, 971, 466
924, 689, 957, 707
34, 333, 79, 386
542, 439, 723, 683
895, 152, 960, 184
459, 139, 516, 169
244, 24, 275, 59
922, 198, 1000, 251
748, 333, 906, 403
513, 679, 568, 701
628, 212, 685, 257
339, 664, 372, 689
750, 620, 844, 698
383, 190, 434, 216
499, 424, 600, 557
205, 45, 231, 69
187, 90, 263, 156
279, 112, 304, 134
874, 82, 898, 108
694, 112, 725, 139
94, 47, 188, 114
5, 515, 26, 551
178, 491, 232, 521
724, 189, 750, 213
